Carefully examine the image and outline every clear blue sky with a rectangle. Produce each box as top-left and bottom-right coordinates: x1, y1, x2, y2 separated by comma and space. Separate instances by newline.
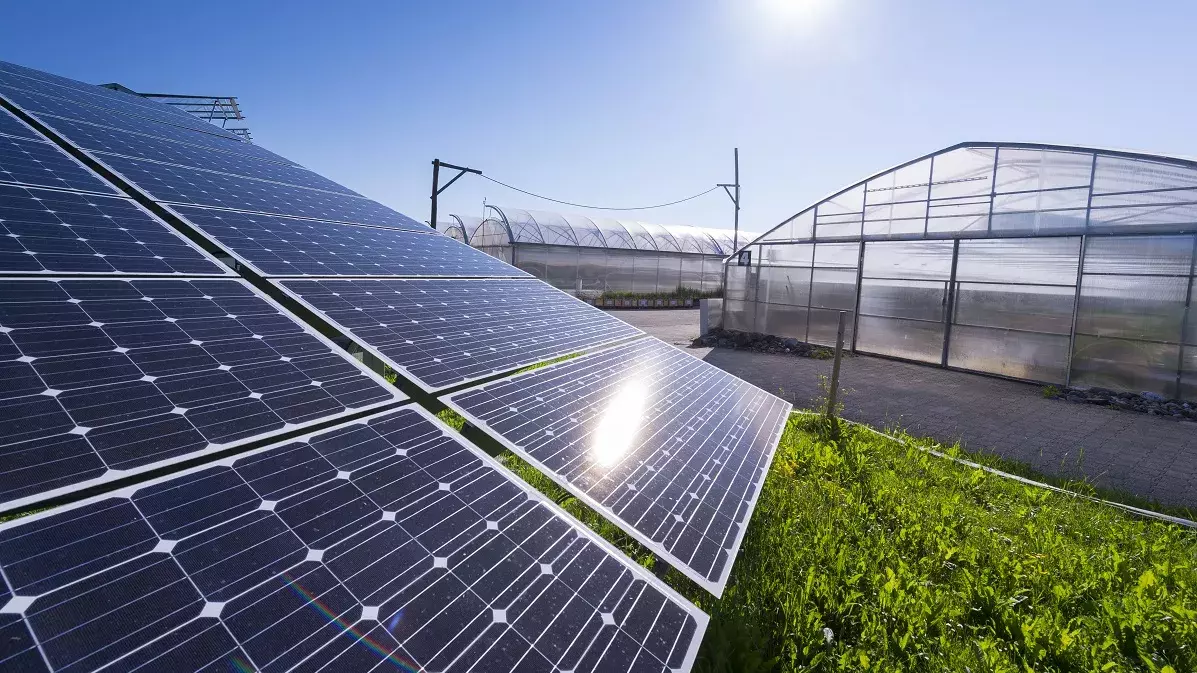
2, 1, 1194, 236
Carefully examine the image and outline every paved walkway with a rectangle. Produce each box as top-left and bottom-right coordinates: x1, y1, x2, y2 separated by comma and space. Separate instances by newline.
613, 310, 1197, 510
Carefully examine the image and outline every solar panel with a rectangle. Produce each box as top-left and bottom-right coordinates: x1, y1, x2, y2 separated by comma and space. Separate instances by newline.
0, 107, 39, 140
0, 88, 297, 167
0, 407, 705, 673
445, 337, 791, 596
44, 116, 358, 194
171, 205, 529, 278
274, 278, 644, 391
89, 152, 421, 229
0, 277, 401, 511
0, 64, 246, 140
0, 184, 228, 275
0, 131, 117, 195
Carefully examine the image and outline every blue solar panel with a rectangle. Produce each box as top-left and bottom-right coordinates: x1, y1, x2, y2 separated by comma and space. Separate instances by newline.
172, 205, 527, 278
93, 152, 421, 228
0, 277, 401, 511
0, 64, 244, 140
0, 132, 117, 194
275, 278, 643, 391
45, 116, 359, 195
0, 107, 39, 140
0, 87, 297, 167
0, 184, 228, 275
0, 407, 705, 673
447, 338, 792, 596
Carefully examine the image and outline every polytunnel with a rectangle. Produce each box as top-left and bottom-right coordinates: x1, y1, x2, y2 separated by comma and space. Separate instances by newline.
724, 141, 1197, 399
440, 206, 756, 295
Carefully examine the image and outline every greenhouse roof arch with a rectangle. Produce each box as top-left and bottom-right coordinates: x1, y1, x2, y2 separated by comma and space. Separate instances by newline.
739, 141, 1197, 253
446, 205, 757, 256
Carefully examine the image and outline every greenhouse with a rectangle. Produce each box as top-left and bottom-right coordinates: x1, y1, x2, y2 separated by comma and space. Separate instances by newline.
440, 206, 755, 295
724, 141, 1197, 399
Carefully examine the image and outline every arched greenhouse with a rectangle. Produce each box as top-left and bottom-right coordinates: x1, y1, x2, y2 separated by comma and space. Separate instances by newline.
724, 142, 1197, 399
440, 206, 756, 295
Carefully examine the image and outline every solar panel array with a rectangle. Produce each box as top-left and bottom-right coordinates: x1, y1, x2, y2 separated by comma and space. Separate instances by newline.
447, 338, 791, 595
275, 278, 643, 390
0, 408, 705, 673
0, 277, 400, 510
0, 60, 802, 671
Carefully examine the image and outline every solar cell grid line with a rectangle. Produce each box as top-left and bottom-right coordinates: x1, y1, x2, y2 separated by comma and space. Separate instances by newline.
0, 276, 402, 512
0, 130, 119, 195
445, 337, 792, 596
169, 205, 530, 278
0, 406, 707, 673
0, 184, 230, 276
272, 278, 644, 392
0, 107, 40, 140
0, 64, 247, 140
36, 116, 345, 190
84, 151, 422, 230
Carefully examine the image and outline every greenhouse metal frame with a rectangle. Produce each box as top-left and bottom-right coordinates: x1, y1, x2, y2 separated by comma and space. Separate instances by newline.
724, 141, 1197, 399
442, 206, 755, 295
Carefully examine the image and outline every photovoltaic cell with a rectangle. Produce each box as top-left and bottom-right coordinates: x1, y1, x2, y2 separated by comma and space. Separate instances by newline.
0, 131, 117, 194
172, 205, 529, 278
41, 116, 355, 193
0, 407, 705, 673
0, 184, 228, 275
0, 107, 39, 140
274, 278, 643, 391
91, 152, 420, 229
0, 277, 401, 511
446, 338, 792, 596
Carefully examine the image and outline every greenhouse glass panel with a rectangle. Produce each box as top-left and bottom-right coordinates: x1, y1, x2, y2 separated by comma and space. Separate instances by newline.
632, 254, 660, 292
1071, 335, 1180, 398
862, 240, 954, 280
561, 214, 608, 248
543, 245, 580, 291
929, 147, 995, 200
577, 248, 608, 292
956, 237, 1080, 285
858, 278, 946, 322
857, 315, 945, 363
726, 262, 756, 302
606, 251, 636, 292
814, 242, 861, 268
759, 265, 812, 306
592, 218, 636, 249
679, 255, 704, 290
702, 257, 724, 292
993, 148, 1093, 193
762, 242, 814, 266
658, 255, 682, 292
514, 244, 548, 278
948, 324, 1071, 383
756, 302, 808, 340
640, 222, 682, 252
866, 159, 931, 206
808, 307, 854, 346
810, 268, 857, 310
764, 208, 815, 242
990, 208, 1087, 234
503, 208, 547, 244
723, 299, 755, 333
1082, 234, 1195, 276
1181, 348, 1197, 399
953, 283, 1076, 334
1187, 278, 1197, 345
1087, 201, 1197, 229
1074, 275, 1188, 341
1091, 155, 1197, 195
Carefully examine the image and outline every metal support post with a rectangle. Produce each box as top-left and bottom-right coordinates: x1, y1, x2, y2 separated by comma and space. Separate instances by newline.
430, 159, 482, 229
826, 310, 847, 418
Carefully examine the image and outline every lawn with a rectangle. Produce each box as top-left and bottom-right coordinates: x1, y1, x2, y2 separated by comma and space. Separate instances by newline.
454, 408, 1197, 673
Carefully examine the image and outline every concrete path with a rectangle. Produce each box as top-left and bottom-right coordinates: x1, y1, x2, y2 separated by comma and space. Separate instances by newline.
611, 310, 1197, 510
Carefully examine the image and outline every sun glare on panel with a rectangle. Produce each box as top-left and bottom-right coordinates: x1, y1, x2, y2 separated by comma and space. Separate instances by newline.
591, 379, 650, 468
758, 0, 835, 36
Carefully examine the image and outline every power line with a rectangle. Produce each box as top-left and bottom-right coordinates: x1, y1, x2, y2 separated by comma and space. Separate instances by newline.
478, 174, 720, 211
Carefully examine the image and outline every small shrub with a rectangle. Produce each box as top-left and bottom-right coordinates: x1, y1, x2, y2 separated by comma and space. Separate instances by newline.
1042, 384, 1061, 398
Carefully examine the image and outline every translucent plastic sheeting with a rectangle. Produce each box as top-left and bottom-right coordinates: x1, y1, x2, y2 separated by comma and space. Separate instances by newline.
948, 324, 1072, 383
856, 315, 945, 363
1071, 335, 1180, 398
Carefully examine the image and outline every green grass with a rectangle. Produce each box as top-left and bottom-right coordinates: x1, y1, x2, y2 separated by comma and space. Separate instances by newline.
690, 414, 1197, 672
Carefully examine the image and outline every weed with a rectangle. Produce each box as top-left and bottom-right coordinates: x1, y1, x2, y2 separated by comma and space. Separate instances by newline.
435, 408, 466, 432
1043, 384, 1061, 399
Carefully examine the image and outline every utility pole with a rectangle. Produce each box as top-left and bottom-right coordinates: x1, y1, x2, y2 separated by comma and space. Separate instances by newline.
718, 147, 741, 250
430, 159, 482, 229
